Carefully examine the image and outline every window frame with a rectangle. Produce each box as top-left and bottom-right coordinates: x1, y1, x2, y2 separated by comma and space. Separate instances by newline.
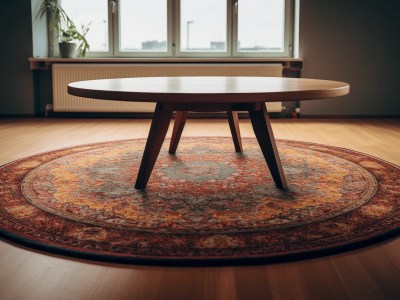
57, 0, 295, 58
59, 0, 114, 58
232, 0, 294, 58
174, 0, 232, 58
113, 0, 174, 57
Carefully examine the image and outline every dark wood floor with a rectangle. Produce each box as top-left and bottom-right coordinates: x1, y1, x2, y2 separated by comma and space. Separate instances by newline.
0, 118, 399, 300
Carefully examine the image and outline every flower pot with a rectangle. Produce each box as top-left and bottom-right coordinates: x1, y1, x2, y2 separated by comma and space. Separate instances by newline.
59, 42, 77, 58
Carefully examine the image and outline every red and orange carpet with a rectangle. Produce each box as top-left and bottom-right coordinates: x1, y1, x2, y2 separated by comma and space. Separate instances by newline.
0, 137, 399, 265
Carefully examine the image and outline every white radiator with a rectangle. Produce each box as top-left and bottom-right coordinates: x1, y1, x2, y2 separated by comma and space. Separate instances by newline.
52, 63, 284, 113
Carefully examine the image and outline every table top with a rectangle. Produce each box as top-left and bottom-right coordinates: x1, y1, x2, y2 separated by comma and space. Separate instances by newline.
68, 76, 350, 104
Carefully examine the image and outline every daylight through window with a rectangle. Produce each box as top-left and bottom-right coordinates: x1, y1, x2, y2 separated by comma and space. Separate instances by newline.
57, 0, 293, 58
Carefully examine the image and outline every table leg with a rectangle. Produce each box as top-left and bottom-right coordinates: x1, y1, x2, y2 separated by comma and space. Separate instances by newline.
227, 111, 243, 153
169, 110, 243, 154
168, 111, 188, 154
135, 103, 173, 189
248, 103, 288, 190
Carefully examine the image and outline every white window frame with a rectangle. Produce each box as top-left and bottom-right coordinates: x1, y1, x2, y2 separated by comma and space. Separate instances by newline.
232, 0, 294, 58
174, 0, 232, 58
58, 0, 114, 57
113, 0, 174, 57
57, 0, 295, 58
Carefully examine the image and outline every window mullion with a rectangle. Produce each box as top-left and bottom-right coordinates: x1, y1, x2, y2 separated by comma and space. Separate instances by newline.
227, 0, 233, 57
171, 0, 176, 57
110, 0, 117, 56
231, 0, 238, 57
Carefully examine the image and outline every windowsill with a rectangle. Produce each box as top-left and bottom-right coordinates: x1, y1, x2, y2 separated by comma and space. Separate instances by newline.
29, 57, 303, 77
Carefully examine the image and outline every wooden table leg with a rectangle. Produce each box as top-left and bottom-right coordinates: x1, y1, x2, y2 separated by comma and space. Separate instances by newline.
170, 110, 242, 154
168, 111, 188, 154
248, 103, 288, 190
227, 111, 243, 153
135, 103, 173, 189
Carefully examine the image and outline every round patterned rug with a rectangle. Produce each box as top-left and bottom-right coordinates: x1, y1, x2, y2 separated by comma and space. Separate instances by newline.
0, 137, 399, 265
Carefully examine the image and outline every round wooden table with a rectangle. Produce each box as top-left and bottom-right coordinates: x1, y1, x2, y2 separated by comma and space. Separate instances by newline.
68, 76, 350, 189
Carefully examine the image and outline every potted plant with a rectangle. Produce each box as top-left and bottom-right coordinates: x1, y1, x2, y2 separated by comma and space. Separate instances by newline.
59, 22, 90, 58
36, 0, 90, 58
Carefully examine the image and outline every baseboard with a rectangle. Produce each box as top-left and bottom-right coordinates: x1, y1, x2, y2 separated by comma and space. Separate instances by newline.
300, 114, 400, 119
0, 114, 37, 118
2, 113, 399, 119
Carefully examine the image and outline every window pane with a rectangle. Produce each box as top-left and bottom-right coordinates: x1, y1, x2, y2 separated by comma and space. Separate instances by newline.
180, 0, 227, 52
60, 0, 109, 52
119, 0, 167, 52
238, 0, 285, 52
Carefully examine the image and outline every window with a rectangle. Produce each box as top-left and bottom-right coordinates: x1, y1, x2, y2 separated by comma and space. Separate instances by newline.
237, 0, 285, 53
178, 0, 228, 56
60, 0, 110, 54
57, 0, 294, 58
116, 0, 171, 56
